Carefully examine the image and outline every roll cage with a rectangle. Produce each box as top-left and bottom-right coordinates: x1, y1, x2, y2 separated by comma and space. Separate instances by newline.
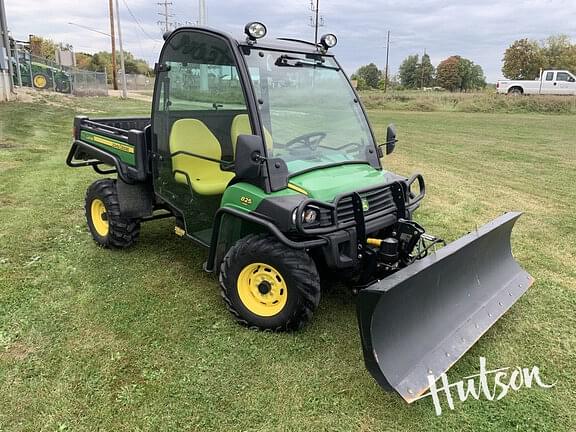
152, 26, 382, 193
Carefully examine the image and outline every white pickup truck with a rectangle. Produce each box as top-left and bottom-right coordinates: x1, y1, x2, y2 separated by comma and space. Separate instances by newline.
497, 70, 576, 95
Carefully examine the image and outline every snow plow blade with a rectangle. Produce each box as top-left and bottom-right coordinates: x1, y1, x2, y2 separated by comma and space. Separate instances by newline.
356, 212, 533, 403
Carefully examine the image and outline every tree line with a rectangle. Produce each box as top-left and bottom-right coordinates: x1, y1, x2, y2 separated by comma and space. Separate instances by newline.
352, 54, 486, 92
28, 35, 153, 80
502, 35, 576, 79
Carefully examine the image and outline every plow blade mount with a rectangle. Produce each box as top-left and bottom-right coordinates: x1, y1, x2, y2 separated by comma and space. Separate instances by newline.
357, 212, 534, 402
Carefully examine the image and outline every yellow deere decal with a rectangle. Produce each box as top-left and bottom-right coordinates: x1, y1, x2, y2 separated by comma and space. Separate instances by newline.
287, 183, 309, 195
174, 226, 185, 237
240, 196, 252, 205
92, 135, 135, 154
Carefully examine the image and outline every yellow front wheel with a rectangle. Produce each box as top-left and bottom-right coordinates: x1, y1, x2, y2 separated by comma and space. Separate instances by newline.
237, 263, 288, 317
219, 234, 321, 331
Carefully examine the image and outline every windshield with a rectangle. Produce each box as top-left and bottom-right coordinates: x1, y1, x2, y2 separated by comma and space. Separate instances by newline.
243, 49, 376, 175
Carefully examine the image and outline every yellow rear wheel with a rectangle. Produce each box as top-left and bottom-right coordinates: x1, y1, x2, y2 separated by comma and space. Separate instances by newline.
85, 179, 140, 249
90, 198, 109, 237
33, 74, 48, 89
237, 263, 288, 317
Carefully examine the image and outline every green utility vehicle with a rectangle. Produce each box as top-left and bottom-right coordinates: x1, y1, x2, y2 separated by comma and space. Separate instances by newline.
67, 22, 533, 401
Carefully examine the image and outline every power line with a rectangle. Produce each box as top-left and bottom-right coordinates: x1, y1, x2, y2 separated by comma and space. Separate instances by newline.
157, 0, 174, 34
121, 0, 161, 42
308, 0, 324, 46
68, 22, 110, 37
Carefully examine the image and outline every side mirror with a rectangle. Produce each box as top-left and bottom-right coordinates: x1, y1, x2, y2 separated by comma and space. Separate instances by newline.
235, 134, 265, 179
385, 124, 397, 155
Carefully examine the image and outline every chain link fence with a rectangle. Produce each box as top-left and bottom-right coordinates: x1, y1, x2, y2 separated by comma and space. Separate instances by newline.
71, 69, 108, 96
124, 73, 154, 97
10, 49, 108, 96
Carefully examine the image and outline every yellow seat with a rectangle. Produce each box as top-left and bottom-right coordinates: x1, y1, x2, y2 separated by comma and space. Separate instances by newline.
230, 114, 273, 155
169, 119, 234, 196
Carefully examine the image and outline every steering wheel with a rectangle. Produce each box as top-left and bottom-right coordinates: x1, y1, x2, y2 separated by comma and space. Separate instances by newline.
337, 142, 363, 153
285, 132, 327, 152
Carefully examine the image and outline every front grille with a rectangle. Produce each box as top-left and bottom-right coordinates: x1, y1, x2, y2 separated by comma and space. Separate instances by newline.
336, 186, 396, 223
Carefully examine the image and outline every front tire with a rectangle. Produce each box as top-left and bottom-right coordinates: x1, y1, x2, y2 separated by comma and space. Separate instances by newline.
219, 234, 321, 331
85, 179, 140, 248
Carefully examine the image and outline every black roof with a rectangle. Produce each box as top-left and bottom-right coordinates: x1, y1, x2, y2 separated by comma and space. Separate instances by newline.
237, 38, 334, 56
165, 25, 335, 57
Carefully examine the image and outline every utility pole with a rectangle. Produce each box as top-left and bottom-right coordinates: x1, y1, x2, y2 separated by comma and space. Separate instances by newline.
420, 49, 426, 90
115, 0, 128, 98
108, 0, 118, 90
309, 0, 324, 47
384, 30, 390, 93
0, 0, 15, 94
199, 0, 208, 91
157, 0, 173, 33
199, 0, 206, 25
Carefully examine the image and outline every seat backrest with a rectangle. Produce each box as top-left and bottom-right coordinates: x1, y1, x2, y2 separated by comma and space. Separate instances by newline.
170, 118, 222, 161
230, 114, 273, 155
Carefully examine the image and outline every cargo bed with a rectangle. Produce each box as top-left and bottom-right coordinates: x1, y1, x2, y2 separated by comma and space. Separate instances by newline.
66, 116, 152, 182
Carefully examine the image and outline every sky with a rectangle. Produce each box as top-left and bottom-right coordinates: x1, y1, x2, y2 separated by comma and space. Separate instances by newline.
5, 0, 576, 82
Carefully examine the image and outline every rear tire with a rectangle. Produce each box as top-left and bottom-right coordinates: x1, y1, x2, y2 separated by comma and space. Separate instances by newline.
219, 234, 321, 331
508, 87, 523, 96
32, 73, 49, 90
85, 179, 140, 249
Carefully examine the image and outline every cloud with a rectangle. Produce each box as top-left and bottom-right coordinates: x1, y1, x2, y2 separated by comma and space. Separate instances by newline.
5, 0, 576, 81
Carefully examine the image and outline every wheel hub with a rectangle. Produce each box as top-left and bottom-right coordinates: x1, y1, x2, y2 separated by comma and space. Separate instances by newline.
237, 263, 288, 317
257, 281, 272, 295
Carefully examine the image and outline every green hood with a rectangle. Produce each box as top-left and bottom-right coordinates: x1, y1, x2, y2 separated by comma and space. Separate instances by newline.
288, 163, 390, 202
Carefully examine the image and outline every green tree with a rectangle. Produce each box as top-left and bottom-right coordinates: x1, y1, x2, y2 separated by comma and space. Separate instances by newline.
542, 34, 576, 72
75, 52, 93, 70
502, 38, 545, 79
354, 63, 381, 89
458, 57, 486, 91
79, 51, 152, 84
29, 35, 61, 61
398, 54, 420, 89
420, 53, 435, 88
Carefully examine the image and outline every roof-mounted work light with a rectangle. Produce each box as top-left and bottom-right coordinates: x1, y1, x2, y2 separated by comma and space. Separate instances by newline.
245, 22, 267, 41
320, 33, 338, 50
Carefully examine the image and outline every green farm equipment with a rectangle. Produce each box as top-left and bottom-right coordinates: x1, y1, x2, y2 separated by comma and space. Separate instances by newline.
11, 40, 72, 93
66, 23, 533, 401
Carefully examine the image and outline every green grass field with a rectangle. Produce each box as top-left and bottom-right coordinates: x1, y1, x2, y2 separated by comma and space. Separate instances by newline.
0, 93, 575, 431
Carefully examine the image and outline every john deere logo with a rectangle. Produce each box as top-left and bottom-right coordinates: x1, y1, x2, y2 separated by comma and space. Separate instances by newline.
362, 197, 370, 211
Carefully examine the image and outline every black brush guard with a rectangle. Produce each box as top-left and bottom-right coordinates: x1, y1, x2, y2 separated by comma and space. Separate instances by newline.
356, 212, 533, 402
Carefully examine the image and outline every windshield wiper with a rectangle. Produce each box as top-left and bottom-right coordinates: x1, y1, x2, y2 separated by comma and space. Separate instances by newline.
275, 55, 340, 71
288, 160, 370, 179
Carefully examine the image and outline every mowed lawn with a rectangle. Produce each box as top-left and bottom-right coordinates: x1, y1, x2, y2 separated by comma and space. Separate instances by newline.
0, 94, 575, 431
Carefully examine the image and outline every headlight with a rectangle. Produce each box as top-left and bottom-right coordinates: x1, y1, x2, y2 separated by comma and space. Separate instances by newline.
320, 33, 338, 49
303, 207, 319, 224
245, 22, 267, 40
292, 206, 320, 226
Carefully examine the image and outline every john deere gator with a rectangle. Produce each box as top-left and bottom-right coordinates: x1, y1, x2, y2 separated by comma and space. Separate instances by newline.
66, 22, 533, 401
